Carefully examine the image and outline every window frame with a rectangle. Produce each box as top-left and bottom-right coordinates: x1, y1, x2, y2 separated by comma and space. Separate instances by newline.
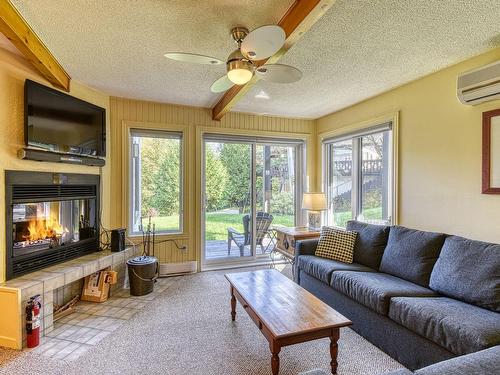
128, 128, 184, 236
322, 119, 398, 227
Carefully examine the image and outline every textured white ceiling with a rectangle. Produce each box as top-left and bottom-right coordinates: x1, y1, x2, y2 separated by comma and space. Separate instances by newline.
234, 0, 500, 118
10, 0, 294, 108
9, 0, 500, 119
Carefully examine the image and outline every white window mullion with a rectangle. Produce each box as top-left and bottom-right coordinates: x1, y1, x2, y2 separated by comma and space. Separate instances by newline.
351, 138, 361, 221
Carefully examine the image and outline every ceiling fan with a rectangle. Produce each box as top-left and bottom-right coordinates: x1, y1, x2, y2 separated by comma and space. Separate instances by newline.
165, 25, 302, 93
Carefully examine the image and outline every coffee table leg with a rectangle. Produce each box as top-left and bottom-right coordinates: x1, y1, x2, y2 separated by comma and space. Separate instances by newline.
270, 341, 281, 375
330, 329, 340, 374
230, 286, 236, 321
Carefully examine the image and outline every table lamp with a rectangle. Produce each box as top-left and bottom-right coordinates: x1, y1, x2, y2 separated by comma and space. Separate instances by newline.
302, 192, 327, 229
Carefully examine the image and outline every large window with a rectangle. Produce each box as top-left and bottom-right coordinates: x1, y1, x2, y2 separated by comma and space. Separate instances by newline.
130, 129, 183, 234
324, 123, 394, 228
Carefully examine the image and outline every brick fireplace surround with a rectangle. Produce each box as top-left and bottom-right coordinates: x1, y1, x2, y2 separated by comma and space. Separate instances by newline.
0, 246, 139, 349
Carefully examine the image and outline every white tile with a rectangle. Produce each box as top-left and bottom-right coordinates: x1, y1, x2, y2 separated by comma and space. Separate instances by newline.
82, 260, 100, 275
58, 312, 91, 325
39, 338, 73, 358
111, 252, 125, 265
95, 317, 125, 332
44, 291, 54, 304
50, 341, 81, 360
46, 323, 72, 338
29, 337, 59, 354
55, 325, 80, 340
85, 330, 111, 345
98, 256, 113, 269
63, 343, 92, 361
63, 266, 84, 284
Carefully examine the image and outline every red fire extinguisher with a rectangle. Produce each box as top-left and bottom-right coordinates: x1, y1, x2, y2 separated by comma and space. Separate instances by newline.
26, 294, 42, 348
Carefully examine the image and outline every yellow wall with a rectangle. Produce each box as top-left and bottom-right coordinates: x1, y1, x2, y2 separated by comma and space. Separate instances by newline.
110, 97, 315, 267
317, 48, 500, 243
0, 47, 110, 283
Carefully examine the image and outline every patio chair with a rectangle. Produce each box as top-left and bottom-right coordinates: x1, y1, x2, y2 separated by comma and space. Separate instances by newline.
227, 212, 274, 257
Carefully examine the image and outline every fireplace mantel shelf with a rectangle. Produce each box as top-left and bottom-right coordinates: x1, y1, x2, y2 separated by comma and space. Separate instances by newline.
0, 246, 138, 350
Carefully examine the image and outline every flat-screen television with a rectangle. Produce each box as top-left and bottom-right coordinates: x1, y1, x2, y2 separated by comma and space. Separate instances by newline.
25, 80, 106, 157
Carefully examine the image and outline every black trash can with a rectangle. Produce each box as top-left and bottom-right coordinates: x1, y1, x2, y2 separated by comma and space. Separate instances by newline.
127, 256, 158, 296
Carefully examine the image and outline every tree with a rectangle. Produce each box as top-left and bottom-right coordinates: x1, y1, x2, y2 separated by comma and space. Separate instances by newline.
151, 139, 180, 216
219, 143, 251, 213
139, 137, 164, 216
139, 137, 180, 217
205, 147, 228, 211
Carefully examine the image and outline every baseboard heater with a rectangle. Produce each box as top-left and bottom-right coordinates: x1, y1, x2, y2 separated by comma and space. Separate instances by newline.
159, 261, 197, 277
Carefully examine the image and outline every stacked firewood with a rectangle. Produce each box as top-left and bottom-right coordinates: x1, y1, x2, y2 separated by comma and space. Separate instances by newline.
53, 294, 79, 321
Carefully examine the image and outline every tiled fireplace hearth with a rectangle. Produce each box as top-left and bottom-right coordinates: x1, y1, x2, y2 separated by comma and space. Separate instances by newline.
0, 247, 139, 349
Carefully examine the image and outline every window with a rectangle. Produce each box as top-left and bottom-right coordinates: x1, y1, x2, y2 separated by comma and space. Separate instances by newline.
130, 129, 183, 234
324, 123, 394, 228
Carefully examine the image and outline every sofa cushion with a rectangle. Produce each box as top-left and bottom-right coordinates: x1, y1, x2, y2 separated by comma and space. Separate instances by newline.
330, 271, 438, 315
429, 236, 500, 312
389, 297, 500, 356
346, 220, 390, 270
379, 226, 446, 287
414, 346, 500, 375
384, 371, 414, 375
297, 255, 375, 284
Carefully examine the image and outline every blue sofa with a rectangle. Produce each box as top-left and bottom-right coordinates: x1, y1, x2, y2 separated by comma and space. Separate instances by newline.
294, 221, 500, 371
299, 344, 500, 374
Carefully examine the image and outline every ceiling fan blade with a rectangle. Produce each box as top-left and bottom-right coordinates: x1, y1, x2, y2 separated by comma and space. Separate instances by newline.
210, 75, 234, 93
241, 25, 285, 60
255, 64, 302, 83
164, 52, 224, 65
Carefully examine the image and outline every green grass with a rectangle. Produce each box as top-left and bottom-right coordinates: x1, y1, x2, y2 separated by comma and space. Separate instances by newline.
204, 213, 294, 241
146, 206, 383, 240
144, 212, 294, 240
334, 207, 383, 228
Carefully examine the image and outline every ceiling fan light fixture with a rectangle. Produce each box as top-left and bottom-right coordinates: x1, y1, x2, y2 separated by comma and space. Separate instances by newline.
227, 60, 253, 85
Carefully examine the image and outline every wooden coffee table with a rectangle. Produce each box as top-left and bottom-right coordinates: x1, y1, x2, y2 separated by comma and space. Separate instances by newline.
225, 269, 352, 374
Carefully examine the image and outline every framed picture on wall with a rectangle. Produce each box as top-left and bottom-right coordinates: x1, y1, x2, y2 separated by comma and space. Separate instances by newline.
482, 109, 500, 194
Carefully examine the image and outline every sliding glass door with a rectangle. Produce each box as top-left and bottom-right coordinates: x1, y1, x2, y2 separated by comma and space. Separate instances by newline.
202, 135, 303, 267
203, 140, 254, 260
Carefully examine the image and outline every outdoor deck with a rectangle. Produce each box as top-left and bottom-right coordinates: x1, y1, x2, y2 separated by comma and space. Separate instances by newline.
205, 239, 275, 259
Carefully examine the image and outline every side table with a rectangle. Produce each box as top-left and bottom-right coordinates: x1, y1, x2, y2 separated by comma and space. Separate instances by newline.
270, 226, 321, 273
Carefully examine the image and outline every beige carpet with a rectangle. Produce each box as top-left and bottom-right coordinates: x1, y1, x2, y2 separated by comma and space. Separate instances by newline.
0, 266, 405, 375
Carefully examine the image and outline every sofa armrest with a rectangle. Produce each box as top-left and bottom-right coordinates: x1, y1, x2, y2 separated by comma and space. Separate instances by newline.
295, 239, 319, 258
293, 239, 318, 284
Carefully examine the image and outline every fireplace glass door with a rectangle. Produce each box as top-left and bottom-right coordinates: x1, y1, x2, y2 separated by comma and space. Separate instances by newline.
12, 198, 97, 258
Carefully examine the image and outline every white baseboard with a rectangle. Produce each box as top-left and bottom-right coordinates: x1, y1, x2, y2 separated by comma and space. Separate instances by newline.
159, 261, 197, 277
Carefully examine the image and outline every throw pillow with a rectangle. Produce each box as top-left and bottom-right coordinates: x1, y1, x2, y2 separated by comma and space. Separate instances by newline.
379, 226, 446, 287
429, 236, 500, 312
315, 226, 357, 263
346, 220, 390, 269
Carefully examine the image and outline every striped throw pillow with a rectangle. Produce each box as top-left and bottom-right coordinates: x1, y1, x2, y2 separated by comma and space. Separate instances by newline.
315, 226, 358, 263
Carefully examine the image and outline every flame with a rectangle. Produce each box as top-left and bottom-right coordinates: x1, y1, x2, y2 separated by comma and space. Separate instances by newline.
25, 211, 68, 242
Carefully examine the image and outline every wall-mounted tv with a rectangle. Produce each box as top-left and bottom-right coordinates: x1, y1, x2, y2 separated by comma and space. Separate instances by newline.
24, 80, 106, 157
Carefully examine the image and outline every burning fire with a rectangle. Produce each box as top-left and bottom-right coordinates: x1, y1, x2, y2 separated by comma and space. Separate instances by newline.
24, 214, 68, 242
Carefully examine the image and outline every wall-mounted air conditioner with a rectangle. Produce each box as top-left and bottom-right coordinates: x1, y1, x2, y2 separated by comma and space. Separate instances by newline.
457, 60, 500, 105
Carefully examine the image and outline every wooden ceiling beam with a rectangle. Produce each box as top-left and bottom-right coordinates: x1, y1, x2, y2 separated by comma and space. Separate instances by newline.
212, 0, 335, 121
0, 0, 71, 91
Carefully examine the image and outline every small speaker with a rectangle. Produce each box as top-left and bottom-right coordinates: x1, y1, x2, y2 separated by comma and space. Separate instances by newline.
111, 228, 126, 252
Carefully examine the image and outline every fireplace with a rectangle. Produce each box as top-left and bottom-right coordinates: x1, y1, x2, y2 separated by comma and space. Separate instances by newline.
6, 171, 100, 280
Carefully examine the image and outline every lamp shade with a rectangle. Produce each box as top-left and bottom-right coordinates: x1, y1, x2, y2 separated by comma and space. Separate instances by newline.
302, 192, 327, 211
